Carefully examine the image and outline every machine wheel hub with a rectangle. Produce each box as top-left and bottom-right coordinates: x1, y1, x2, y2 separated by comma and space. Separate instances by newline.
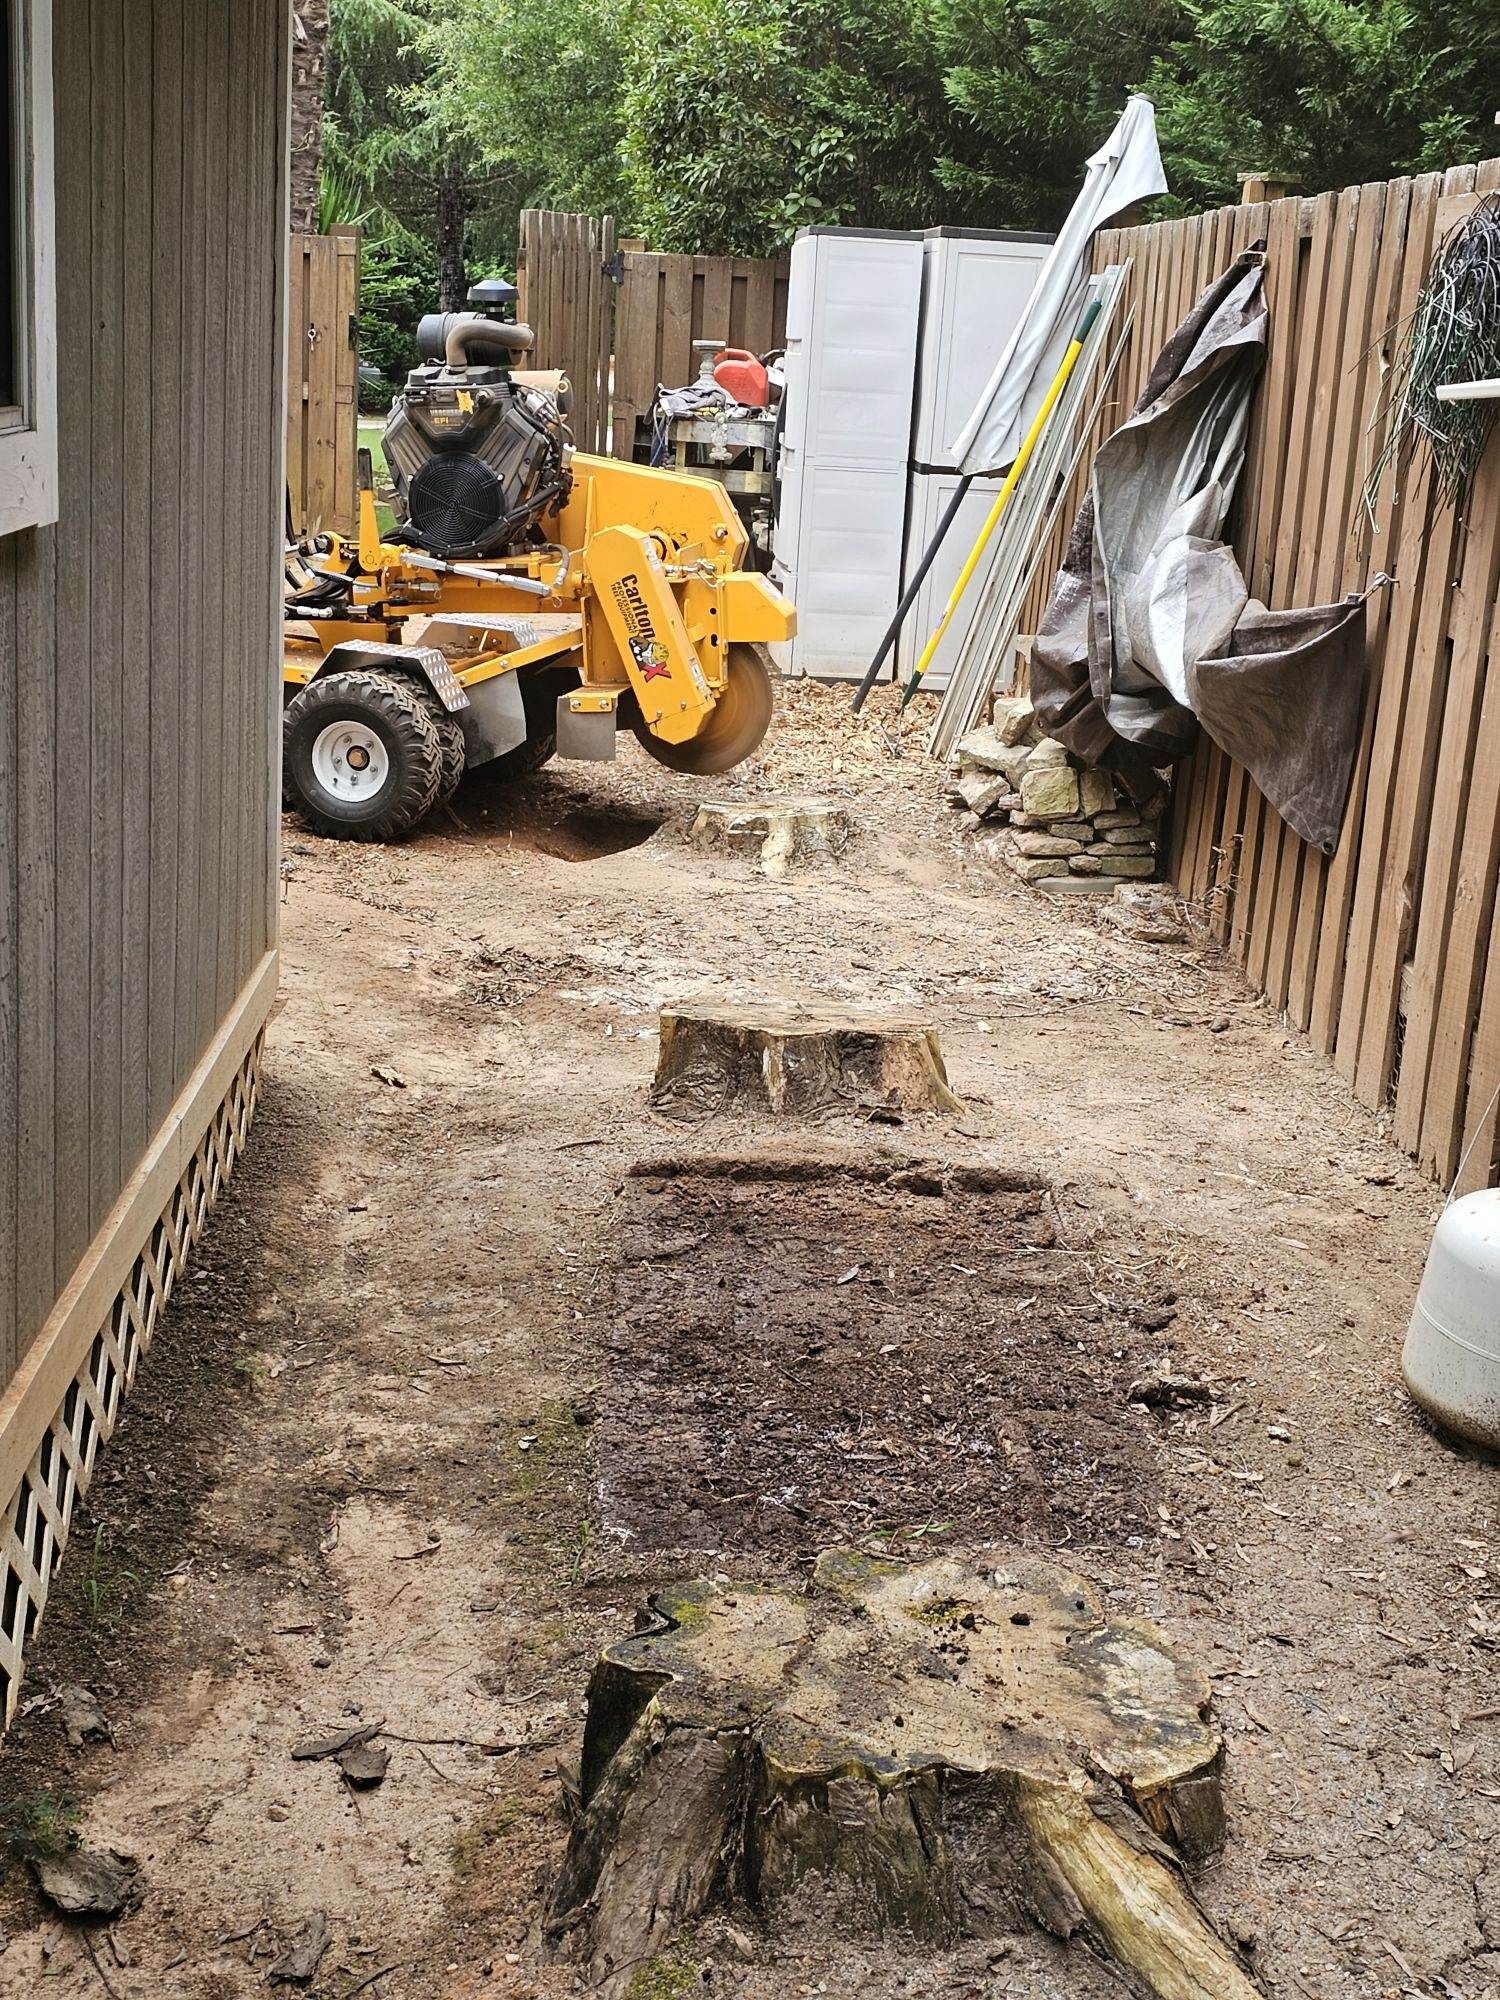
311, 720, 389, 802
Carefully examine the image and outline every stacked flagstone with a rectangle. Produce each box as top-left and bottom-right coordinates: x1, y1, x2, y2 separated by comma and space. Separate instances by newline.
946, 696, 1162, 884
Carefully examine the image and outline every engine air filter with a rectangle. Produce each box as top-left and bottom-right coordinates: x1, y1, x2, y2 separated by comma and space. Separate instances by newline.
408, 452, 505, 551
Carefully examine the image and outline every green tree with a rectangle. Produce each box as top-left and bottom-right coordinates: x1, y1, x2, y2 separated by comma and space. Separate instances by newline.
928, 0, 1183, 226
1143, 0, 1500, 209
328, 0, 504, 305
621, 0, 987, 254
424, 0, 634, 223
929, 0, 1498, 223
330, 0, 1500, 268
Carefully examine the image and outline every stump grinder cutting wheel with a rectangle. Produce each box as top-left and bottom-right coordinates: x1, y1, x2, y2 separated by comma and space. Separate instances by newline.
281, 277, 794, 842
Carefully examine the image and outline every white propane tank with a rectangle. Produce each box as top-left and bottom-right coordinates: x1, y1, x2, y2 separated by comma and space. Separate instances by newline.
1402, 1188, 1500, 1448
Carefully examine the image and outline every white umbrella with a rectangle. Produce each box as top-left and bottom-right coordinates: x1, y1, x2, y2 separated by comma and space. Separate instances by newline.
950, 96, 1167, 475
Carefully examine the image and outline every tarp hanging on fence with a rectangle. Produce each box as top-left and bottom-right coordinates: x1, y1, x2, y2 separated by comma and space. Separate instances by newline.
949, 97, 1167, 476
1031, 247, 1374, 854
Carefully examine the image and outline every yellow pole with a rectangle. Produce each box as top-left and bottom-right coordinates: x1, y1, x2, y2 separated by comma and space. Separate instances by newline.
900, 295, 1103, 710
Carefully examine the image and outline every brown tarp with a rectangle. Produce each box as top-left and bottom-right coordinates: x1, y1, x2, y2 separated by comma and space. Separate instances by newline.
1031, 248, 1373, 854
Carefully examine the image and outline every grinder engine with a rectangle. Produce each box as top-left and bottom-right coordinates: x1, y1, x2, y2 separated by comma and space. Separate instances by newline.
381, 277, 572, 561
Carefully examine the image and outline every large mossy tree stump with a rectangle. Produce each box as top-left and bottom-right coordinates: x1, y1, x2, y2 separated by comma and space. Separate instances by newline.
688, 799, 851, 878
549, 1550, 1260, 2000
651, 1003, 960, 1120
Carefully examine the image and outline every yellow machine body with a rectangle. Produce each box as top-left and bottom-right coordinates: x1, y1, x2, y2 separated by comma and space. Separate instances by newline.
282, 454, 795, 771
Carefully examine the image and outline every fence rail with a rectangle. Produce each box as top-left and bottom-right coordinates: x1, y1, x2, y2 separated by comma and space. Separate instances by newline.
285, 228, 359, 538
1014, 159, 1500, 1190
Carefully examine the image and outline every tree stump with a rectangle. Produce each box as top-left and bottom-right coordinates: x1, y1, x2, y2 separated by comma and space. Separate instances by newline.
651, 1003, 961, 1120
549, 1550, 1260, 2000
687, 799, 851, 878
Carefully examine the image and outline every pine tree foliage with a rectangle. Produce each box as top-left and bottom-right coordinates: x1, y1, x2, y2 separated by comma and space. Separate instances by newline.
332, 0, 1500, 259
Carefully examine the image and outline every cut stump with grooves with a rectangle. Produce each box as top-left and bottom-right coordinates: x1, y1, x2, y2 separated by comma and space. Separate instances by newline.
651, 1002, 960, 1121
549, 1550, 1261, 2000
688, 798, 851, 877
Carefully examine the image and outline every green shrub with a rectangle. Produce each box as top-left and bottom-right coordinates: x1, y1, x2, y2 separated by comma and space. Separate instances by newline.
358, 231, 439, 387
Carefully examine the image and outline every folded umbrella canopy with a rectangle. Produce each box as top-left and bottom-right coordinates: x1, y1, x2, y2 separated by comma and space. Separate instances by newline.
949, 95, 1168, 477
1031, 247, 1377, 855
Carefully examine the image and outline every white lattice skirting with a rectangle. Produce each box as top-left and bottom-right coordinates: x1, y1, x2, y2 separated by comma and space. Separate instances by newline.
0, 951, 277, 1726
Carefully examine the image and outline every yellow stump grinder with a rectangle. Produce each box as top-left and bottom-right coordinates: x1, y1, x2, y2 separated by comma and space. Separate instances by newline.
282, 278, 795, 841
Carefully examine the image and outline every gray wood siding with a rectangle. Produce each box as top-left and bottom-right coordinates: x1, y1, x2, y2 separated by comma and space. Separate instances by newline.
0, 0, 287, 1384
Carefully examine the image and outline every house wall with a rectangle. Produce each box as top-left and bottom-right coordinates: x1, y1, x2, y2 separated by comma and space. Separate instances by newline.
0, 0, 287, 1387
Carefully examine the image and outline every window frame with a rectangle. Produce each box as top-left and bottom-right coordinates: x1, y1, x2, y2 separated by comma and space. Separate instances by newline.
0, 0, 55, 538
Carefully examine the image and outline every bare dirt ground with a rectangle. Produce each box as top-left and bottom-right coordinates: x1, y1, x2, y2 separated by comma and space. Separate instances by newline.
0, 682, 1496, 2000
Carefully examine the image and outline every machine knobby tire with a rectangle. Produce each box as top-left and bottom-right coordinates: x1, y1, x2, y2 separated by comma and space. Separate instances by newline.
283, 669, 444, 841
434, 715, 467, 801
407, 687, 467, 802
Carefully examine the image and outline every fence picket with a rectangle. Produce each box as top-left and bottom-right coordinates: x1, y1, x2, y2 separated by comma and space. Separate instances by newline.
285, 229, 358, 538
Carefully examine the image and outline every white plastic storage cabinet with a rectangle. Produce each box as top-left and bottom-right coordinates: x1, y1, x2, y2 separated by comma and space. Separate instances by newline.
898, 228, 1052, 692
771, 228, 925, 680
910, 228, 1053, 472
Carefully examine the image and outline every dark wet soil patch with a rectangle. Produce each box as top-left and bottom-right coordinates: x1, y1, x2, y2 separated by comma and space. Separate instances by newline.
0, 1082, 341, 1803
596, 1158, 1170, 1564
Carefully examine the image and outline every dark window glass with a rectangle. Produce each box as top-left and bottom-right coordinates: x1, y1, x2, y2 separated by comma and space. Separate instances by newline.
0, 3, 13, 408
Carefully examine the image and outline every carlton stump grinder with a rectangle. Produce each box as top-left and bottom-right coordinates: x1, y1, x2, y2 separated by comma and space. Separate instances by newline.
282, 278, 795, 841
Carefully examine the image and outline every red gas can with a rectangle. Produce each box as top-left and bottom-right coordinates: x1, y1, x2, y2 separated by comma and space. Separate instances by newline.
712, 347, 769, 408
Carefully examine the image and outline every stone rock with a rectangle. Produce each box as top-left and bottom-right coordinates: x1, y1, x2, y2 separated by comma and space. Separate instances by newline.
1004, 851, 1066, 882
1020, 766, 1080, 820
1078, 768, 1117, 817
58, 1686, 110, 1749
956, 771, 1012, 819
955, 730, 1032, 782
1100, 883, 1192, 944
31, 1849, 141, 1919
991, 696, 1038, 747
1012, 830, 1085, 859
1070, 853, 1156, 877
335, 1740, 390, 1788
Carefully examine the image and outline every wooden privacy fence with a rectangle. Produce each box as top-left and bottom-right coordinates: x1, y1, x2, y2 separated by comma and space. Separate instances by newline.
1015, 158, 1500, 1190
516, 209, 618, 455
517, 213, 790, 458
285, 228, 359, 538
610, 248, 790, 456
